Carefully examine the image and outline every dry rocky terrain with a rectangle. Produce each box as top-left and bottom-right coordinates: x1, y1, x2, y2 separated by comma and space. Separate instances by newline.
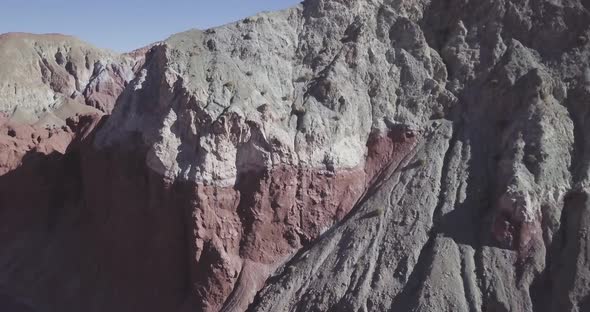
1, 0, 590, 311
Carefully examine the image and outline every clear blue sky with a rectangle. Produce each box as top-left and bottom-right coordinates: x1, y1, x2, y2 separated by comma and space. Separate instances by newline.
0, 0, 301, 52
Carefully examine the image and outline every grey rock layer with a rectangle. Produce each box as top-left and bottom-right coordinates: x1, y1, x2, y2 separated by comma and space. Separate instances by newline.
2, 0, 590, 311
60, 0, 590, 309
97, 1, 455, 187
242, 0, 590, 311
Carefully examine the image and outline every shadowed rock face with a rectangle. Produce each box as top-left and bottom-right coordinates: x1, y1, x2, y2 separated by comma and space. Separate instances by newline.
1, 0, 590, 311
0, 293, 35, 312
0, 108, 412, 312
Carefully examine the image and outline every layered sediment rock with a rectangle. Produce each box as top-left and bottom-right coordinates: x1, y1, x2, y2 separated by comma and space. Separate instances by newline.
249, 1, 590, 311
0, 32, 139, 119
1, 0, 590, 311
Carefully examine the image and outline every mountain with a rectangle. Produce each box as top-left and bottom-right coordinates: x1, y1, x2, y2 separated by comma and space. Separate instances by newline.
1, 0, 590, 311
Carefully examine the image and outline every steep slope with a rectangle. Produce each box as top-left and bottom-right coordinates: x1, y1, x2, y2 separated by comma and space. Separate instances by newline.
0, 0, 589, 311
90, 2, 450, 311
0, 34, 145, 312
248, 0, 590, 311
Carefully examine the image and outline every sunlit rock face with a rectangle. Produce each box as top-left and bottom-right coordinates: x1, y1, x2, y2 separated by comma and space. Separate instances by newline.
2, 0, 590, 311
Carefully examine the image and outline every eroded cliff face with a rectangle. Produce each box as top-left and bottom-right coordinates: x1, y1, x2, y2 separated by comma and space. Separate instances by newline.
0, 32, 140, 119
248, 1, 590, 311
1, 0, 590, 311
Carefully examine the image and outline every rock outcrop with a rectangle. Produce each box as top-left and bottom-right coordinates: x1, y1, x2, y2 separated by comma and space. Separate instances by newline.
0, 32, 139, 120
1, 0, 590, 311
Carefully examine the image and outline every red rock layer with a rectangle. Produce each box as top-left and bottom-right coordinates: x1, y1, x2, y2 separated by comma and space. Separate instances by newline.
0, 118, 74, 175
191, 126, 420, 312
492, 209, 542, 256
0, 121, 418, 312
82, 65, 130, 114
0, 113, 102, 311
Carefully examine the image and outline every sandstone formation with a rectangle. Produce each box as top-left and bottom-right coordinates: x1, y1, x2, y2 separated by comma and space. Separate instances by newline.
1, 0, 590, 311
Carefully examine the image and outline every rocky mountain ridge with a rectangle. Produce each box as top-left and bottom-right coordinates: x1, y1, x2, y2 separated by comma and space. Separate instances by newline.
1, 0, 590, 311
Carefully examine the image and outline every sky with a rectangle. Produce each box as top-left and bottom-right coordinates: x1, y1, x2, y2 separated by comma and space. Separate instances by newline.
0, 0, 302, 52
